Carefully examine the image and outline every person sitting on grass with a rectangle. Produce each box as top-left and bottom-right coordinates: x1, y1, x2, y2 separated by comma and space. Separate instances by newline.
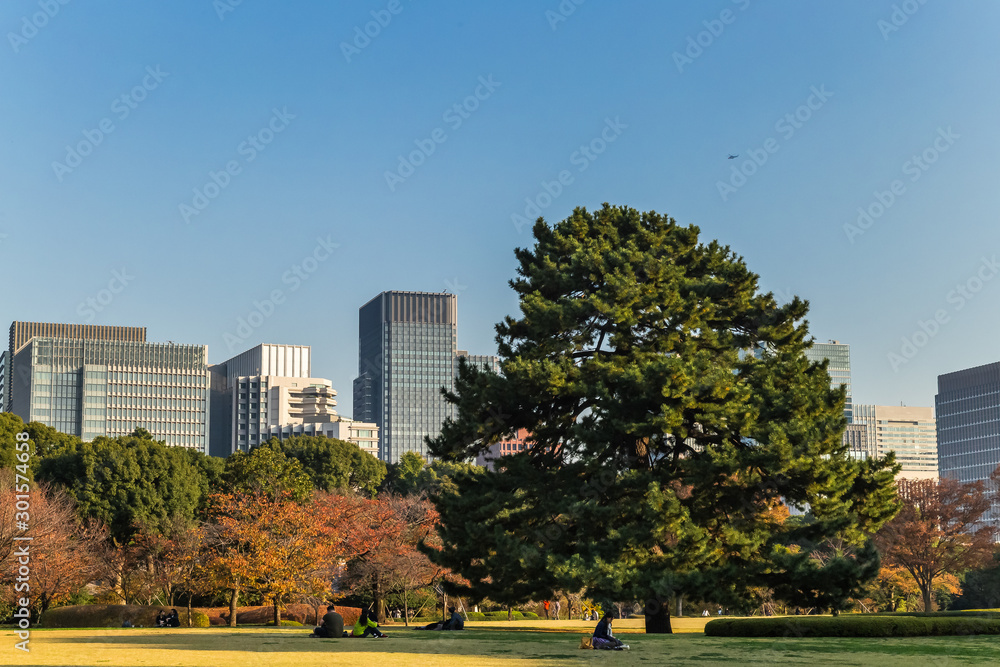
311, 606, 345, 638
416, 607, 465, 631
352, 608, 387, 638
592, 613, 628, 650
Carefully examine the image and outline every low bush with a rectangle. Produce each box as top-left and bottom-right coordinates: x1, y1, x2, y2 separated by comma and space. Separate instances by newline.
705, 615, 1000, 638
41, 605, 210, 628
464, 612, 486, 621
267, 620, 302, 627
521, 612, 540, 620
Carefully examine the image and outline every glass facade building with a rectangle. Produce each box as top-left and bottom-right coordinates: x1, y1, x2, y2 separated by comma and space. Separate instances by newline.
804, 340, 852, 423
354, 291, 458, 463
11, 336, 208, 450
853, 404, 938, 480
936, 362, 1000, 487
5, 321, 146, 413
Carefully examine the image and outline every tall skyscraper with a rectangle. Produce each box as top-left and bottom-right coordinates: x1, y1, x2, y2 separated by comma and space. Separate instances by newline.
852, 404, 938, 480
354, 291, 458, 463
804, 340, 852, 423
936, 362, 1000, 485
11, 335, 208, 450
5, 321, 146, 413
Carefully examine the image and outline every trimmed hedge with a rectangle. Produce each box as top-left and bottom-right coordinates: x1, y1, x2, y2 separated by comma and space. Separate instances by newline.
705, 615, 1000, 638
41, 605, 210, 628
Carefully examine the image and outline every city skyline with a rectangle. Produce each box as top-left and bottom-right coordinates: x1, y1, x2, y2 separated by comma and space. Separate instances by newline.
3, 3, 1000, 416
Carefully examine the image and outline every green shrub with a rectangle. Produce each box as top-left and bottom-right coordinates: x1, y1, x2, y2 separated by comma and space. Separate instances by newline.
41, 605, 210, 629
267, 620, 302, 626
705, 615, 1000, 638
521, 612, 539, 620
464, 612, 486, 621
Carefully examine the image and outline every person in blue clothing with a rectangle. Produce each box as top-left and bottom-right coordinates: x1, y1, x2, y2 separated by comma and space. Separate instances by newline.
592, 613, 628, 650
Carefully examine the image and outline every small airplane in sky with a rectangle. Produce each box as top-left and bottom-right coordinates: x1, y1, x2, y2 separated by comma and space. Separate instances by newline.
727, 154, 739, 159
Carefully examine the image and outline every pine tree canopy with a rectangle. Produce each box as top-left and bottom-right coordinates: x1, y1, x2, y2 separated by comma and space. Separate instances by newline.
425, 205, 899, 623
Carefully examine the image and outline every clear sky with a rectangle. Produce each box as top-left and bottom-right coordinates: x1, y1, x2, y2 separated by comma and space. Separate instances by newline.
2, 1, 998, 414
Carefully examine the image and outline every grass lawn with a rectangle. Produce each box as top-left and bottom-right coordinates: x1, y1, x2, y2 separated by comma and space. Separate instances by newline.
4, 618, 1000, 666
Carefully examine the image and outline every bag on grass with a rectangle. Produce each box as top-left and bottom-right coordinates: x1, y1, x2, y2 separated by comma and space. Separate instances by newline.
580, 635, 593, 649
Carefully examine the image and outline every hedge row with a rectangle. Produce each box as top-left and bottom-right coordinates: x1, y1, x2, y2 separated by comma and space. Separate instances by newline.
41, 605, 210, 628
705, 615, 1000, 638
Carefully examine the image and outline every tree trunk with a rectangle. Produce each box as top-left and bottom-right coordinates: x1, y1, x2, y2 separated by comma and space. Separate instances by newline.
922, 584, 933, 613
403, 587, 410, 627
187, 592, 193, 627
228, 586, 239, 627
374, 578, 384, 624
273, 596, 281, 626
644, 596, 672, 634
507, 606, 512, 621
676, 594, 683, 617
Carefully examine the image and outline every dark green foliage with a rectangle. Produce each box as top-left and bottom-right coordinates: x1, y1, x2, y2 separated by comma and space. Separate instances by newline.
953, 558, 1000, 610
385, 450, 480, 496
705, 614, 1000, 637
36, 429, 206, 542
222, 441, 312, 502
272, 435, 386, 496
426, 205, 900, 621
0, 412, 27, 470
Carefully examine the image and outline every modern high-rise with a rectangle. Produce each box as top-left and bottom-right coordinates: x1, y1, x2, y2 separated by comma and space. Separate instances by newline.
354, 291, 458, 463
852, 404, 938, 480
455, 350, 500, 376
936, 362, 1000, 485
804, 340, 852, 423
11, 335, 209, 450
211, 343, 378, 456
5, 321, 146, 413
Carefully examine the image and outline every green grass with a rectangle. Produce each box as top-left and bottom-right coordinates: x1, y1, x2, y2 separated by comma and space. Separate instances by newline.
4, 619, 1000, 666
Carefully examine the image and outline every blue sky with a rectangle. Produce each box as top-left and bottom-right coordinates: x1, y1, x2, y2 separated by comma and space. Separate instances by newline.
2, 1, 998, 414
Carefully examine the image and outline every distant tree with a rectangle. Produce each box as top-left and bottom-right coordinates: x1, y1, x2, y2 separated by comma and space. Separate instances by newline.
0, 475, 106, 618
36, 431, 206, 543
342, 495, 439, 623
385, 453, 481, 497
877, 475, 998, 612
222, 442, 312, 502
185, 449, 226, 508
427, 205, 900, 632
273, 435, 386, 496
202, 491, 336, 626
951, 552, 1000, 611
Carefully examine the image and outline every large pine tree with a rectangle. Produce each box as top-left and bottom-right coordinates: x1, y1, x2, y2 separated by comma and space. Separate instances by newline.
426, 205, 898, 631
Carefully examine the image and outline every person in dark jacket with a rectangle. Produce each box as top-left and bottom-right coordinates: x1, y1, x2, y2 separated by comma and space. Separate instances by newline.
311, 606, 345, 638
592, 613, 627, 650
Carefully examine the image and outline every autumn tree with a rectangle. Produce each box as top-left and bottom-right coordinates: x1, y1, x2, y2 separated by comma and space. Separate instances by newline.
427, 205, 900, 632
877, 475, 997, 611
342, 494, 440, 623
202, 491, 336, 626
0, 474, 106, 618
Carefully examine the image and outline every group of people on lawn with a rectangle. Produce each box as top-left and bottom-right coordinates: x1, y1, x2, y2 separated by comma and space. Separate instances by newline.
311, 605, 465, 638
311, 603, 626, 650
155, 609, 181, 627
